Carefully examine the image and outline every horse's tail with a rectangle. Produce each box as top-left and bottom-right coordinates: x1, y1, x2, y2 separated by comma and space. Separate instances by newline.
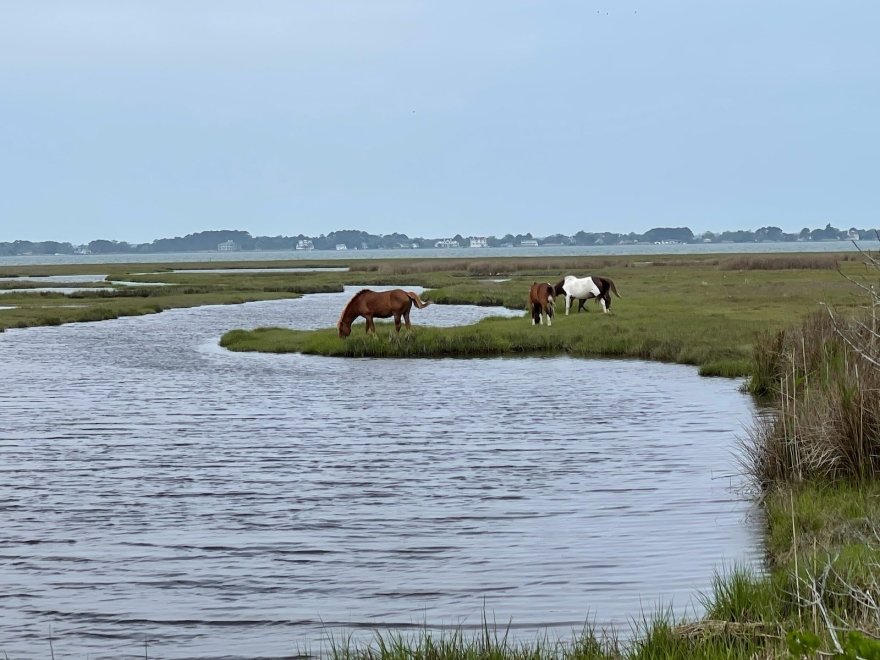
545, 283, 555, 317
406, 291, 432, 309
607, 278, 622, 298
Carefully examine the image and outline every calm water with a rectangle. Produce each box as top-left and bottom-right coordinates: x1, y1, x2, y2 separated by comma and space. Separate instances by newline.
0, 289, 759, 659
0, 239, 874, 266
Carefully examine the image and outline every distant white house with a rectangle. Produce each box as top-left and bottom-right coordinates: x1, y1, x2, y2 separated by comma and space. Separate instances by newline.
335, 243, 347, 251
217, 240, 238, 251
469, 236, 488, 248
435, 238, 460, 248
848, 229, 861, 241
296, 239, 314, 250
74, 245, 92, 255
519, 239, 539, 247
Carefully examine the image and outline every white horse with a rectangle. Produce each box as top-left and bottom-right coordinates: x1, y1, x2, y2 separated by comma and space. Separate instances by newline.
553, 275, 621, 314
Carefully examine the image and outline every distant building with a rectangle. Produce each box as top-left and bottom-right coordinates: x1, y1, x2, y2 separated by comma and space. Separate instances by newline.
296, 239, 314, 250
217, 240, 239, 252
335, 243, 348, 251
848, 230, 861, 241
435, 238, 460, 248
469, 237, 488, 248
519, 239, 539, 247
73, 245, 92, 255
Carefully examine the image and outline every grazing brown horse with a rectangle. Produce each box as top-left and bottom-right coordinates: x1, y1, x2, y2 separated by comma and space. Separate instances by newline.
529, 282, 555, 326
337, 289, 432, 337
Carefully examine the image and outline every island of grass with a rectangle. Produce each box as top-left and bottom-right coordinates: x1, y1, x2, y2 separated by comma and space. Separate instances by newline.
220, 252, 862, 378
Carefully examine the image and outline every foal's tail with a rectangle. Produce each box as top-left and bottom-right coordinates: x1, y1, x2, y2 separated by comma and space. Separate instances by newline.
406, 291, 432, 308
607, 277, 622, 298
545, 283, 555, 317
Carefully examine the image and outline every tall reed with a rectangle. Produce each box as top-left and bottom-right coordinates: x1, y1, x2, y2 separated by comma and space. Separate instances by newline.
745, 306, 880, 486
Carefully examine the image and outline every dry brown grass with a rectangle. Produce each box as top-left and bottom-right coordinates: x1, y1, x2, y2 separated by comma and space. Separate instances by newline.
746, 310, 880, 486
720, 254, 853, 271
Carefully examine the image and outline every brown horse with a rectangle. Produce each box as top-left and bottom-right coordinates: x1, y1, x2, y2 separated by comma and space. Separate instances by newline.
529, 282, 555, 326
337, 289, 432, 337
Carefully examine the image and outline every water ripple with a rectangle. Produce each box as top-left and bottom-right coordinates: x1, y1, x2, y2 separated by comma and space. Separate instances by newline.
0, 287, 760, 659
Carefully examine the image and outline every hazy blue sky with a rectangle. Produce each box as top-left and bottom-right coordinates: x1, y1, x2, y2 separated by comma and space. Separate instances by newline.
1, 1, 878, 244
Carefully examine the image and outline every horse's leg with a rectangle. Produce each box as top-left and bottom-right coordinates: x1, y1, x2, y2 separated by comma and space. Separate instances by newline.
531, 303, 539, 325
365, 315, 375, 334
545, 305, 552, 326
393, 312, 402, 333
565, 295, 572, 315
403, 310, 412, 330
599, 296, 608, 313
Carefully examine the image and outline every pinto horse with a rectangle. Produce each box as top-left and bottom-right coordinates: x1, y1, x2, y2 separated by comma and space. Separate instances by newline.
337, 289, 431, 337
553, 275, 621, 315
529, 282, 556, 326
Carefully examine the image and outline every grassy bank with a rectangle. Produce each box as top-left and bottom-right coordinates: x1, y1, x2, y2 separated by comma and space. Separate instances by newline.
220, 253, 863, 377
0, 260, 355, 331
221, 313, 753, 377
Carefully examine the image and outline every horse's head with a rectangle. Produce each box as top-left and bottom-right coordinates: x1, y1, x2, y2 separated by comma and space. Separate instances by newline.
337, 319, 352, 338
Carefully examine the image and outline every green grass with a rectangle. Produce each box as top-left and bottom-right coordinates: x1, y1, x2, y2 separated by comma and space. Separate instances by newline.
763, 484, 880, 607
220, 257, 864, 377
324, 620, 620, 660
221, 314, 754, 377
321, 609, 780, 660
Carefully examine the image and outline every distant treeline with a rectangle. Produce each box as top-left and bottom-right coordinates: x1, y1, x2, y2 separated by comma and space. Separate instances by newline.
1, 224, 875, 256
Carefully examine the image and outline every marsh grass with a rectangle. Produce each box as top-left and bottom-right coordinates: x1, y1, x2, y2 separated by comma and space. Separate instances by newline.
729, 249, 880, 655
220, 313, 755, 376
223, 259, 866, 375
321, 599, 798, 660
744, 310, 880, 485
0, 290, 306, 331
322, 611, 762, 660
719, 254, 849, 271
347, 256, 634, 276
0, 253, 864, 339
325, 618, 620, 660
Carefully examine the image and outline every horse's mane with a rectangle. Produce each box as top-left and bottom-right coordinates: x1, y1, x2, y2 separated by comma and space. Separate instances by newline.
338, 289, 373, 326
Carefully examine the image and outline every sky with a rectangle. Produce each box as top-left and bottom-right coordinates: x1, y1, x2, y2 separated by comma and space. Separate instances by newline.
1, 1, 878, 244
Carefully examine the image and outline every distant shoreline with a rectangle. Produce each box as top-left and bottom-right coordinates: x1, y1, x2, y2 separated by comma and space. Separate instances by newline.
0, 239, 875, 267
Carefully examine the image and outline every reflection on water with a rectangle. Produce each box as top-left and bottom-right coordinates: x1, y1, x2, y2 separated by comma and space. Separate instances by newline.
0, 290, 759, 659
0, 274, 110, 283
0, 287, 118, 295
